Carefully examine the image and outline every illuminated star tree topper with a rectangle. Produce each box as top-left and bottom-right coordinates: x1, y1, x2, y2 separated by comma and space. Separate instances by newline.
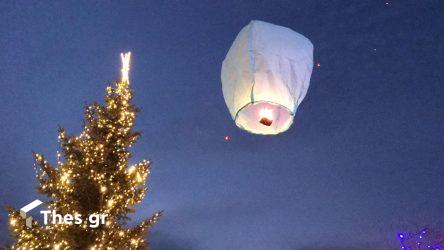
121, 52, 131, 84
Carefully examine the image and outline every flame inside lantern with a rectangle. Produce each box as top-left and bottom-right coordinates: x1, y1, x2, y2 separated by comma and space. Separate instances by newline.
259, 107, 273, 126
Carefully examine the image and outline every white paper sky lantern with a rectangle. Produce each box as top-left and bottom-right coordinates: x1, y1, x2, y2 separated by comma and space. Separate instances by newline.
221, 20, 313, 135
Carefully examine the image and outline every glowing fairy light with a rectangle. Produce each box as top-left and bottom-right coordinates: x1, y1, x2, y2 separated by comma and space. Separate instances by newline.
60, 172, 69, 183
136, 173, 143, 183
127, 166, 135, 174
120, 52, 131, 83
107, 199, 114, 208
259, 107, 273, 126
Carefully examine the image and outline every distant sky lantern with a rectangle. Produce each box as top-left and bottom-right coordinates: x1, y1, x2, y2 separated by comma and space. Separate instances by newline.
221, 20, 313, 135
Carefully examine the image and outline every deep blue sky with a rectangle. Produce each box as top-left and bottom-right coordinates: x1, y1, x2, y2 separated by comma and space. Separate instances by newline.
0, 1, 443, 249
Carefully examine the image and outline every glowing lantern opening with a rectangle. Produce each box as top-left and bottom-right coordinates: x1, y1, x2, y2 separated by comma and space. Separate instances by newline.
221, 20, 313, 135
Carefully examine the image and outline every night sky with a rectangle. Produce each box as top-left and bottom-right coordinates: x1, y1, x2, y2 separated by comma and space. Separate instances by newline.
1, 1, 443, 249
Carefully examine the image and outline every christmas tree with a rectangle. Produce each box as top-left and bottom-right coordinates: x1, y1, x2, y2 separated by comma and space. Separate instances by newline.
8, 52, 161, 249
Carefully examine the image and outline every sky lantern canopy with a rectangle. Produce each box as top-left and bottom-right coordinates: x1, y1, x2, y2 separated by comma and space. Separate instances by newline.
221, 20, 313, 135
